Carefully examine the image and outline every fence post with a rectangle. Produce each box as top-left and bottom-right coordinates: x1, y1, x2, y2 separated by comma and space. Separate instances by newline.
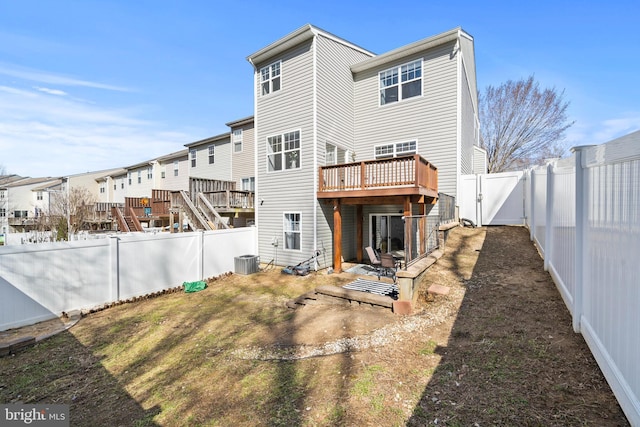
544, 163, 554, 271
109, 236, 120, 302
571, 145, 594, 333
529, 170, 536, 241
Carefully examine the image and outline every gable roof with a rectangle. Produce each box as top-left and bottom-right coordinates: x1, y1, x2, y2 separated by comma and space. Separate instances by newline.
351, 27, 467, 73
184, 132, 229, 149
246, 24, 374, 67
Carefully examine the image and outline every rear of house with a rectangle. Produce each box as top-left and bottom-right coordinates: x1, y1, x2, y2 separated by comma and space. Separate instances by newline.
248, 25, 481, 271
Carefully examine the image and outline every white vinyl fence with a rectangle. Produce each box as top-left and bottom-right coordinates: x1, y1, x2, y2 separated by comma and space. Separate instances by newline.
0, 227, 257, 331
525, 134, 640, 426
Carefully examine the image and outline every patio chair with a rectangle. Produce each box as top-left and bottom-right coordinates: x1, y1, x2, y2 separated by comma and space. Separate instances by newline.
365, 246, 398, 282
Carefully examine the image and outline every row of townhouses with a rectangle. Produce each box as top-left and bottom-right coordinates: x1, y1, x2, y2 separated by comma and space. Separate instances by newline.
1, 24, 487, 272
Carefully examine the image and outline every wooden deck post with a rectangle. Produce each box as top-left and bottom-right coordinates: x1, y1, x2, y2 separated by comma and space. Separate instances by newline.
404, 196, 412, 263
333, 199, 342, 273
356, 205, 363, 262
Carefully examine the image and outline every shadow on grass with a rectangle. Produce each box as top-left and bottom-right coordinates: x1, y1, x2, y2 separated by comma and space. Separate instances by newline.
0, 330, 160, 426
406, 226, 629, 426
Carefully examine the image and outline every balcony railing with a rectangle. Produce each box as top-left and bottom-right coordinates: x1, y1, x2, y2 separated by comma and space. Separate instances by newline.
318, 154, 437, 197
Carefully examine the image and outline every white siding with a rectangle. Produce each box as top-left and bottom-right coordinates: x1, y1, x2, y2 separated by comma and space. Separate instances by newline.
255, 41, 316, 268
126, 165, 155, 197
315, 35, 375, 267
353, 41, 459, 197
460, 67, 475, 176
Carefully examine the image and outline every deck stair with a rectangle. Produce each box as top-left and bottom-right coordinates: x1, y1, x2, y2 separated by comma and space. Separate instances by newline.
197, 193, 231, 229
286, 281, 396, 310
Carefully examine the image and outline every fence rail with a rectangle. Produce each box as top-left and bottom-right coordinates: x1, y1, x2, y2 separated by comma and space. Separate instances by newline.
0, 227, 257, 331
524, 133, 640, 426
402, 215, 439, 267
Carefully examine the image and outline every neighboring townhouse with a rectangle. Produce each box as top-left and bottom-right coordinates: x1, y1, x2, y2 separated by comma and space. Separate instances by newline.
156, 149, 190, 191
247, 25, 482, 272
227, 116, 256, 191
1, 177, 61, 233
124, 161, 161, 198
185, 133, 232, 181
1, 175, 28, 234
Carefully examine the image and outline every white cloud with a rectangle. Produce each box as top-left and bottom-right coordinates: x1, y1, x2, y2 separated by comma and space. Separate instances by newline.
0, 62, 132, 92
0, 83, 200, 177
34, 86, 68, 96
565, 112, 640, 148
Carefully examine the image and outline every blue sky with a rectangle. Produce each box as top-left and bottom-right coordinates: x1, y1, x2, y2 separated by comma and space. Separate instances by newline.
1, 0, 638, 177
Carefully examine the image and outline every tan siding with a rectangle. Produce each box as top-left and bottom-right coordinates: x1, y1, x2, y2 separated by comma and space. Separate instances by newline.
353, 41, 459, 197
231, 123, 255, 187
190, 139, 232, 181
160, 156, 189, 191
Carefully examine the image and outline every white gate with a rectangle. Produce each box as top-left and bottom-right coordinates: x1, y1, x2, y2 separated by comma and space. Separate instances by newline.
460, 172, 526, 226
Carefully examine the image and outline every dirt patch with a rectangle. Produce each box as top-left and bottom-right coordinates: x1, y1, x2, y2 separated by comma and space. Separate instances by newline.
0, 226, 629, 426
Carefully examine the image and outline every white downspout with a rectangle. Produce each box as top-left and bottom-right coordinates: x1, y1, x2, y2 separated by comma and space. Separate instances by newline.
248, 58, 260, 257
312, 33, 319, 269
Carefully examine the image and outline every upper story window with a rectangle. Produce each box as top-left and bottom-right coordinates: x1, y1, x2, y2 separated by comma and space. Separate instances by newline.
374, 140, 417, 159
379, 59, 422, 105
0, 190, 5, 199
36, 191, 43, 200
147, 167, 153, 179
260, 61, 281, 96
267, 130, 300, 172
208, 145, 215, 164
173, 160, 179, 176
128, 172, 132, 185
99, 184, 105, 194
242, 177, 255, 192
233, 129, 243, 153
190, 149, 197, 168
137, 171, 142, 184
0, 208, 5, 217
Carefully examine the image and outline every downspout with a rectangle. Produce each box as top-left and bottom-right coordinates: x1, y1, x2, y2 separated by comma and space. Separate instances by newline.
312, 33, 319, 269
248, 57, 260, 257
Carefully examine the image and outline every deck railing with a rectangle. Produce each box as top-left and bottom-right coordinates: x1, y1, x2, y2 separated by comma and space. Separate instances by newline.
201, 190, 255, 209
318, 154, 437, 194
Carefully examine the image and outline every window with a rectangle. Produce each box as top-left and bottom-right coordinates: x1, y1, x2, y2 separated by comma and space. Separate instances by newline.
379, 59, 422, 105
113, 184, 116, 190
260, 61, 281, 96
121, 180, 124, 189
137, 171, 142, 184
190, 149, 197, 168
14, 210, 28, 218
208, 145, 215, 164
267, 130, 300, 172
233, 129, 243, 153
161, 171, 166, 179
0, 190, 5, 199
374, 141, 417, 159
99, 184, 105, 194
241, 177, 255, 192
147, 167, 152, 179
283, 213, 301, 250
173, 160, 179, 176
128, 172, 132, 185
0, 208, 5, 217
36, 191, 43, 200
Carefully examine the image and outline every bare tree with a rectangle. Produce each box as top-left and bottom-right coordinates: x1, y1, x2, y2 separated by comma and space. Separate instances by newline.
480, 75, 574, 173
47, 186, 96, 238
